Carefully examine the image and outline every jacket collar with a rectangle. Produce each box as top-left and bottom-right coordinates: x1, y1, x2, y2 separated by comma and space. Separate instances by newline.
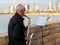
15, 13, 24, 21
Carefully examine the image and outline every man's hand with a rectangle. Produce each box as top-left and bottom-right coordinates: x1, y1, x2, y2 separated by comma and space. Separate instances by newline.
25, 36, 30, 41
25, 26, 28, 30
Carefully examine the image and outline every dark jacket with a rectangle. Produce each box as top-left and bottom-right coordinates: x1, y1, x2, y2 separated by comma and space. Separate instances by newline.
8, 13, 26, 45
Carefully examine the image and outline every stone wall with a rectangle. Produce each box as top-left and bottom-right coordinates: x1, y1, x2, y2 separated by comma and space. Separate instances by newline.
0, 23, 60, 45
0, 36, 8, 45
30, 23, 60, 45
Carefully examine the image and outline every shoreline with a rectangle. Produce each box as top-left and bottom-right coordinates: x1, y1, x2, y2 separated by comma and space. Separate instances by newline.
0, 13, 60, 15
0, 32, 8, 37
0, 22, 60, 37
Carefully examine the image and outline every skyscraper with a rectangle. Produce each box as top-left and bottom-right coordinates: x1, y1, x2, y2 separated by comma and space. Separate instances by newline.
56, 1, 59, 11
34, 3, 40, 12
10, 6, 15, 13
25, 4, 30, 11
6, 6, 11, 13
34, 3, 36, 11
59, 3, 60, 11
48, 1, 53, 11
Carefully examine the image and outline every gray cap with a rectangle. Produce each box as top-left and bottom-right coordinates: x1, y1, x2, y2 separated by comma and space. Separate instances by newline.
16, 4, 25, 11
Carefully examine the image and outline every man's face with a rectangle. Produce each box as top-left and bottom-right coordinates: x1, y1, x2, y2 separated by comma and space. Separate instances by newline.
17, 9, 25, 16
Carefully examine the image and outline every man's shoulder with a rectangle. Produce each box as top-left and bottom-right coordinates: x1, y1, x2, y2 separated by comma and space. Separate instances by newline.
9, 15, 17, 24
9, 16, 21, 24
9, 14, 23, 26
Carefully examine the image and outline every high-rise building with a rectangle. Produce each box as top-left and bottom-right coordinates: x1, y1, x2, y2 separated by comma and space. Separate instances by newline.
48, 1, 53, 11
34, 3, 37, 12
5, 6, 15, 13
27, 4, 30, 10
34, 3, 40, 12
56, 1, 59, 11
10, 6, 15, 13
25, 4, 30, 11
59, 3, 60, 11
6, 6, 11, 13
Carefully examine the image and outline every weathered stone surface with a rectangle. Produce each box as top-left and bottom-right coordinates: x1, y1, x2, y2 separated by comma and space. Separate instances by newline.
44, 40, 56, 45
30, 23, 60, 45
0, 36, 8, 45
1, 22, 60, 45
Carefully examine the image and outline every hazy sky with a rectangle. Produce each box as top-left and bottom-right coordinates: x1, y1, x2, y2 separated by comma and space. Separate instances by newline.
0, 0, 60, 11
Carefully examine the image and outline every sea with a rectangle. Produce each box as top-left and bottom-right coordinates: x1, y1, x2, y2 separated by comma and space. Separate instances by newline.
0, 14, 60, 33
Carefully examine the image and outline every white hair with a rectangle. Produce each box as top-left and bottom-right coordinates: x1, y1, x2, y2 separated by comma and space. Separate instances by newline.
16, 4, 25, 11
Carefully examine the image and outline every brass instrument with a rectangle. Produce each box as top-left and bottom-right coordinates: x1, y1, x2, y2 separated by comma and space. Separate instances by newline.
24, 15, 34, 45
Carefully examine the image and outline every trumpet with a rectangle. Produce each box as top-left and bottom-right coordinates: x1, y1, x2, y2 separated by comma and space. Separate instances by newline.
24, 15, 34, 45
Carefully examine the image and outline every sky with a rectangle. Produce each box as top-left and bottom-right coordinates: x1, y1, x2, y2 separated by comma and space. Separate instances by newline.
0, 0, 60, 11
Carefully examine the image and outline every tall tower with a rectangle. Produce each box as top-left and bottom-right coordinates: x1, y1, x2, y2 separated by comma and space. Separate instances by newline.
11, 6, 16, 13
34, 3, 37, 12
6, 6, 11, 13
59, 3, 60, 11
56, 1, 59, 11
27, 4, 30, 10
25, 4, 30, 11
48, 1, 53, 11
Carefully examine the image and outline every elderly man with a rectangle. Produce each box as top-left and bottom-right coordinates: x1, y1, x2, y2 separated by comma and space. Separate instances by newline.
8, 4, 29, 45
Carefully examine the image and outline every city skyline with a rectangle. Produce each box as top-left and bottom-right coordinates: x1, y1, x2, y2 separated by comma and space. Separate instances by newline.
0, 0, 60, 11
1, 1, 60, 14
